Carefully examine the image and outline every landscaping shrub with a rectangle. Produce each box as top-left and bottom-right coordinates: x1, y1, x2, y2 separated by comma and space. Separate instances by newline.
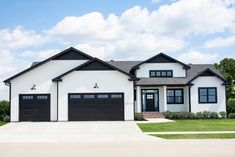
202, 111, 211, 119
227, 98, 235, 114
135, 113, 145, 121
0, 100, 9, 121
210, 112, 219, 119
196, 112, 203, 119
3, 115, 10, 122
228, 113, 235, 119
219, 111, 226, 118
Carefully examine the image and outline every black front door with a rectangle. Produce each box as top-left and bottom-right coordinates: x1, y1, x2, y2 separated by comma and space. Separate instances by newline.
145, 93, 155, 111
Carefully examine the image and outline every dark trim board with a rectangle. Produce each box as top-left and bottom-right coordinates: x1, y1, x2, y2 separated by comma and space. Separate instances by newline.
19, 94, 51, 122
166, 88, 184, 104
68, 93, 125, 121
198, 87, 217, 104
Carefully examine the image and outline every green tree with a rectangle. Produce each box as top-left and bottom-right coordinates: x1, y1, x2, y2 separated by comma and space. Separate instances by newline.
214, 58, 235, 99
0, 100, 9, 121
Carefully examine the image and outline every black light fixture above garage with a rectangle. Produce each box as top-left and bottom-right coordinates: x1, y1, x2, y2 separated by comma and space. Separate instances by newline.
31, 84, 36, 90
93, 83, 99, 89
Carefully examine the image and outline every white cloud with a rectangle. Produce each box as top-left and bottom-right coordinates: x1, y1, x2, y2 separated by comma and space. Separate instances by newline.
204, 35, 235, 48
177, 51, 218, 64
0, 26, 46, 50
36, 49, 60, 60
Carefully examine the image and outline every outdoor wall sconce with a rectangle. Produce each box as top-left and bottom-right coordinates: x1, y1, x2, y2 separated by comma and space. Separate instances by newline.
31, 84, 36, 90
93, 83, 99, 89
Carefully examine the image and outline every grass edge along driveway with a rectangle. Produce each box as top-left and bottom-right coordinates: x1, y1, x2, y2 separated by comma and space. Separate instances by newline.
0, 122, 7, 127
151, 133, 235, 139
138, 119, 235, 132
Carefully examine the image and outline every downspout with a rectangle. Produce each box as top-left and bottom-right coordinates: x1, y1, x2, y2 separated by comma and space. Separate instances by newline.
188, 85, 191, 112
4, 82, 11, 122
56, 81, 59, 122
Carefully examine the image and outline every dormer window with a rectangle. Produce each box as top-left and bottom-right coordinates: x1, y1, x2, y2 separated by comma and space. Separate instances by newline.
149, 70, 173, 77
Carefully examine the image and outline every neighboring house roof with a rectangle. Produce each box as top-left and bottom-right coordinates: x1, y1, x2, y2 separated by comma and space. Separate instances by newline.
131, 53, 191, 71
4, 47, 93, 84
52, 58, 138, 82
135, 64, 227, 86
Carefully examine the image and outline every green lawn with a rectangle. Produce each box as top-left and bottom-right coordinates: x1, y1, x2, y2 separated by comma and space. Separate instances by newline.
0, 122, 7, 126
138, 119, 235, 132
151, 133, 235, 139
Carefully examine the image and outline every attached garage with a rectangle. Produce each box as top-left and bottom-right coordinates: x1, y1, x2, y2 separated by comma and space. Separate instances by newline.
19, 94, 50, 121
68, 93, 124, 121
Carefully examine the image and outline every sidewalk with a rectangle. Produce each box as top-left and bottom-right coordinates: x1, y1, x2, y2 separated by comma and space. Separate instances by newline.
144, 131, 235, 135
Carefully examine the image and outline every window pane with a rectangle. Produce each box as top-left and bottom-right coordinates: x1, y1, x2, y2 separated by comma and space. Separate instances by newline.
199, 89, 207, 96
200, 96, 207, 102
208, 96, 216, 102
175, 96, 182, 103
161, 71, 166, 76
208, 88, 216, 95
167, 90, 174, 96
175, 90, 182, 96
150, 71, 155, 77
167, 96, 174, 103
156, 72, 161, 76
167, 71, 172, 76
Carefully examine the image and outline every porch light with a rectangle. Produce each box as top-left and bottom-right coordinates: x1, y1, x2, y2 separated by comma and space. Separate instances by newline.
93, 83, 99, 89
31, 84, 36, 90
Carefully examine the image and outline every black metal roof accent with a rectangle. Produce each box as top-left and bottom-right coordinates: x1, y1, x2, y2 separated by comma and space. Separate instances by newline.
3, 47, 93, 83
52, 58, 138, 82
131, 53, 190, 71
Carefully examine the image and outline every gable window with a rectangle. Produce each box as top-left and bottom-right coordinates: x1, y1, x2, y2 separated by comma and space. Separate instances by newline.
198, 87, 217, 103
149, 70, 173, 77
167, 89, 184, 104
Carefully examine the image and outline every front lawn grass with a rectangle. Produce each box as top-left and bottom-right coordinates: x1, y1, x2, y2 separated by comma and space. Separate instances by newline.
0, 122, 7, 126
151, 133, 235, 139
138, 119, 235, 132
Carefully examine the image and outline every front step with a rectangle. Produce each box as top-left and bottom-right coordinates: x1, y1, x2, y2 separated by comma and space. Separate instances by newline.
142, 112, 165, 118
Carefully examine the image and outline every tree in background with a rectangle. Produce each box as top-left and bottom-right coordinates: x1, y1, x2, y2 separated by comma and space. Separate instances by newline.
214, 58, 235, 99
0, 100, 9, 121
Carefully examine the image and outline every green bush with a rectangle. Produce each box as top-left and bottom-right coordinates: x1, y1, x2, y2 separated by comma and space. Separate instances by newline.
135, 113, 145, 121
196, 112, 203, 119
228, 113, 235, 119
202, 111, 210, 119
227, 98, 235, 114
0, 100, 9, 121
219, 111, 226, 118
3, 115, 10, 122
210, 112, 219, 119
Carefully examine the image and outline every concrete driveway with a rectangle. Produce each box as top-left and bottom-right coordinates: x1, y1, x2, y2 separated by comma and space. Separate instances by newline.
0, 121, 158, 142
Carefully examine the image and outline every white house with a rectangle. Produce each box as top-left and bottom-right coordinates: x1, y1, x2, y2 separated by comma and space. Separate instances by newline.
4, 47, 227, 122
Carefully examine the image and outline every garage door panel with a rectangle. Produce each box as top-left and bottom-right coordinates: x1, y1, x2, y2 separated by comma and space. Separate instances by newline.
19, 94, 50, 122
68, 93, 124, 121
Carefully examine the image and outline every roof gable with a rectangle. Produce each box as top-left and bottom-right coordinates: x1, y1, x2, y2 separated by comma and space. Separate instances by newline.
4, 47, 93, 83
52, 58, 138, 82
53, 48, 92, 60
187, 68, 227, 84
131, 53, 190, 71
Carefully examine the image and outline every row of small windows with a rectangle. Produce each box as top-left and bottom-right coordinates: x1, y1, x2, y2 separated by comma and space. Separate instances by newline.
149, 70, 173, 77
70, 94, 122, 99
22, 95, 48, 100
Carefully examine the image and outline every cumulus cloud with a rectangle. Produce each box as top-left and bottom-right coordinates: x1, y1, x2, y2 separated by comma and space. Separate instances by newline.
0, 26, 46, 50
177, 51, 218, 64
204, 35, 235, 48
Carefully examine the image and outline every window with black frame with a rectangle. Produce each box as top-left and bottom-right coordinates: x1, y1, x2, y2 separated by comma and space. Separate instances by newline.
198, 87, 217, 103
149, 70, 173, 77
167, 89, 184, 104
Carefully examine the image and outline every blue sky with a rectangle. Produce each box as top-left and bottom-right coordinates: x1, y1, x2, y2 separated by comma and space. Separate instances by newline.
0, 0, 235, 99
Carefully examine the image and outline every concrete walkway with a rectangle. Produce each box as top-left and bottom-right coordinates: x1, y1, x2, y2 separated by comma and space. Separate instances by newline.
144, 131, 235, 134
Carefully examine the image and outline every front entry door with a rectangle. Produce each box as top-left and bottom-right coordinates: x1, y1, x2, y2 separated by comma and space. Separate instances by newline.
145, 93, 155, 111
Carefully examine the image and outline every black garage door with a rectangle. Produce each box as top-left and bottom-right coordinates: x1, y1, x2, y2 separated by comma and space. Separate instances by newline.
68, 93, 124, 121
19, 94, 50, 121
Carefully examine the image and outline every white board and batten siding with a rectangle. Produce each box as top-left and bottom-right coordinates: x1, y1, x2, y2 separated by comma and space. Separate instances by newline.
10, 60, 88, 122
136, 63, 186, 77
58, 70, 134, 121
190, 76, 226, 113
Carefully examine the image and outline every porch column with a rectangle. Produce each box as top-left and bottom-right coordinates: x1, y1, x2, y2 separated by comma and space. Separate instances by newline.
163, 86, 167, 112
136, 86, 142, 112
